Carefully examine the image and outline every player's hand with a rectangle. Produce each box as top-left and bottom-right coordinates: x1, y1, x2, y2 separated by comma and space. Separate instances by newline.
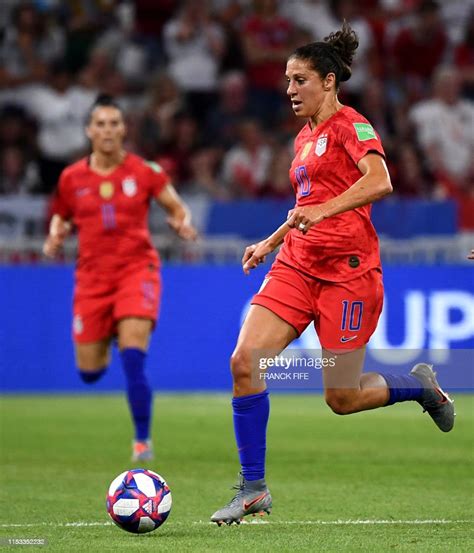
42, 218, 71, 258
468, 249, 474, 260
242, 240, 274, 275
167, 214, 198, 241
287, 205, 326, 234
43, 234, 63, 258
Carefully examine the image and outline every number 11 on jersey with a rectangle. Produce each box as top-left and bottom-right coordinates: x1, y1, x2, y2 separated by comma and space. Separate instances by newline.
101, 204, 117, 229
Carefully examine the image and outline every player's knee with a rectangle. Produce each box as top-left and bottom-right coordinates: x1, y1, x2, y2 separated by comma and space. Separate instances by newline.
325, 390, 356, 415
230, 348, 252, 383
78, 367, 107, 384
76, 347, 109, 372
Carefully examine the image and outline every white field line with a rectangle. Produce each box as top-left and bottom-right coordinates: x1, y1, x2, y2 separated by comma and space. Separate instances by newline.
0, 519, 472, 529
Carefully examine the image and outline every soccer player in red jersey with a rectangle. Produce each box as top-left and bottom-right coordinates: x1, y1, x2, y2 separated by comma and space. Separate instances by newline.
43, 95, 197, 462
211, 22, 455, 525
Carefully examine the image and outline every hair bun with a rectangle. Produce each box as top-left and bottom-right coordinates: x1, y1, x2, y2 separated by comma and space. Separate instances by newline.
324, 20, 359, 81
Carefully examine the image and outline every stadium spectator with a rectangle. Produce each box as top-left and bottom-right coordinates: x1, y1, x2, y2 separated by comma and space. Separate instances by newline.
438, 0, 474, 47
221, 118, 272, 197
359, 79, 396, 151
0, 145, 40, 195
135, 0, 178, 37
15, 59, 96, 194
259, 143, 294, 198
204, 71, 254, 149
409, 65, 474, 189
212, 0, 247, 72
390, 143, 432, 197
0, 104, 36, 154
162, 0, 226, 122
454, 11, 474, 100
77, 45, 114, 92
211, 21, 454, 526
42, 94, 197, 462
187, 147, 228, 199
140, 72, 187, 158
283, 0, 378, 111
240, 0, 294, 127
92, 2, 149, 89
158, 111, 202, 189
0, 2, 65, 88
390, 0, 448, 103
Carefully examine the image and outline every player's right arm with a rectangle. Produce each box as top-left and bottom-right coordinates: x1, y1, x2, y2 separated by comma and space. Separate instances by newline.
242, 221, 292, 275
43, 170, 73, 259
155, 184, 197, 241
43, 214, 71, 258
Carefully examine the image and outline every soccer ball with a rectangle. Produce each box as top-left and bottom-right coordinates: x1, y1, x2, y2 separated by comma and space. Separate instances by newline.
106, 469, 172, 533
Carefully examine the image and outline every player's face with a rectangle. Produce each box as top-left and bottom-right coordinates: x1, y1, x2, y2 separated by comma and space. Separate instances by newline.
286, 57, 328, 118
86, 106, 126, 154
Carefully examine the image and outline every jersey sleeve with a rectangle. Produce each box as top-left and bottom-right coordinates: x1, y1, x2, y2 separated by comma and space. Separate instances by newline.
144, 161, 171, 197
339, 119, 385, 166
50, 170, 73, 220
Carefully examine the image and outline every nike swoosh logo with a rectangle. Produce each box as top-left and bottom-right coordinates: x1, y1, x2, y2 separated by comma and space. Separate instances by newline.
243, 492, 267, 511
435, 388, 449, 404
340, 336, 358, 343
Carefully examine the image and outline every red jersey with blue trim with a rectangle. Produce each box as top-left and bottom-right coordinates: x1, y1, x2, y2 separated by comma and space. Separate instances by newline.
277, 106, 385, 282
52, 153, 169, 273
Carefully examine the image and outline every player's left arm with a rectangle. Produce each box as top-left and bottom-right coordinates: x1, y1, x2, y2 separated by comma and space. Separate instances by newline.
155, 184, 197, 240
287, 153, 392, 233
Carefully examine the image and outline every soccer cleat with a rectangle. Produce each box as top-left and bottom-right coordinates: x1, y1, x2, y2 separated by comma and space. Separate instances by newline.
410, 363, 455, 432
211, 473, 272, 526
132, 440, 154, 462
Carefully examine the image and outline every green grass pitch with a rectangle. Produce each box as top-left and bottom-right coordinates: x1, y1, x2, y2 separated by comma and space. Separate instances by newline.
0, 394, 472, 552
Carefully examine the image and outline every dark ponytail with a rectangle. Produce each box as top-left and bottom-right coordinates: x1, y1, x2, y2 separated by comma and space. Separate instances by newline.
86, 94, 123, 124
324, 21, 359, 82
290, 21, 359, 87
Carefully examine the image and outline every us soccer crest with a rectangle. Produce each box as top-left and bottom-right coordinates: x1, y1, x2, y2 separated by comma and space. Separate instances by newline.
99, 181, 114, 199
122, 176, 137, 197
73, 314, 83, 335
300, 141, 313, 161
315, 134, 328, 157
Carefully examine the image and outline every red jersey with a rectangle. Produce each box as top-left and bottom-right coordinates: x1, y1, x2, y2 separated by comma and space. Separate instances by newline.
53, 153, 169, 274
277, 106, 385, 282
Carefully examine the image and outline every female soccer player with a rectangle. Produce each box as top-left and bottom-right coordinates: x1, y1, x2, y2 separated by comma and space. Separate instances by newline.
211, 23, 455, 525
43, 95, 197, 462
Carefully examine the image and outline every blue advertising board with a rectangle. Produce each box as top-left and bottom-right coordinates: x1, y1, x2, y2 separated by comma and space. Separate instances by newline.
0, 265, 472, 392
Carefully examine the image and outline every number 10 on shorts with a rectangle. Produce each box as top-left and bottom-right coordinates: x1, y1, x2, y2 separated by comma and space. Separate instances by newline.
341, 300, 363, 331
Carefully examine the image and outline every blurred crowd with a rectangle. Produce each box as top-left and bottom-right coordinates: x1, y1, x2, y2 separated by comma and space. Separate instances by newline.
0, 0, 473, 213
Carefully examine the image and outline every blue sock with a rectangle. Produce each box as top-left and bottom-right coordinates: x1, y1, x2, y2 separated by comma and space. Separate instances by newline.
78, 367, 106, 383
120, 348, 152, 441
233, 391, 270, 481
382, 374, 424, 405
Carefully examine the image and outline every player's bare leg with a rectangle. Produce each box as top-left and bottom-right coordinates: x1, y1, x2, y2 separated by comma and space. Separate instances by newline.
231, 305, 298, 397
75, 339, 111, 382
117, 317, 155, 461
323, 347, 454, 431
117, 317, 153, 351
211, 305, 297, 525
323, 347, 389, 414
